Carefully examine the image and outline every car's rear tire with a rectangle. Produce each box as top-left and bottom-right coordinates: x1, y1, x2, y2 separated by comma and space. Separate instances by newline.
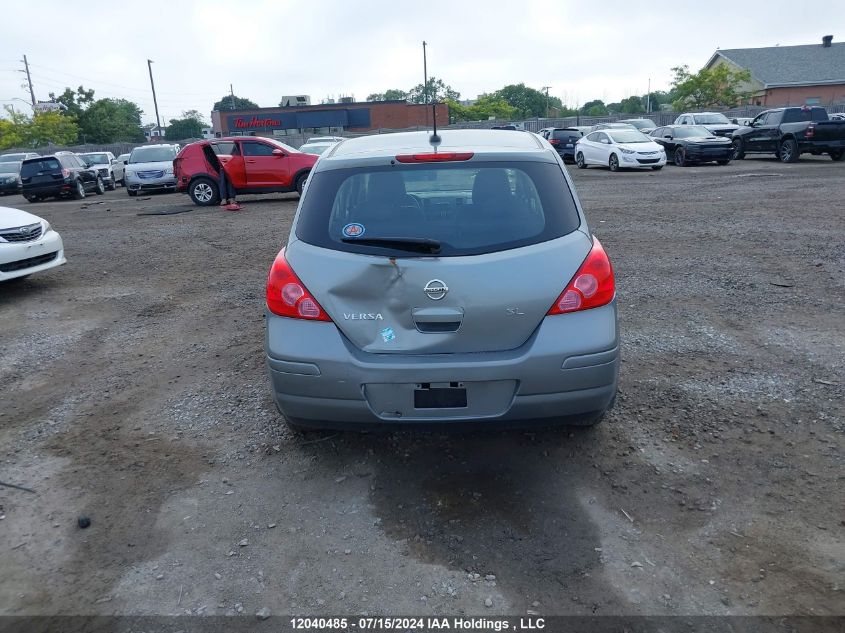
674, 147, 687, 166
73, 180, 86, 200
127, 189, 137, 197
779, 138, 799, 163
189, 177, 219, 206
94, 176, 105, 195
608, 154, 620, 172
24, 195, 40, 203
830, 150, 845, 161
732, 138, 745, 160
107, 172, 116, 190
294, 172, 309, 196
575, 152, 587, 169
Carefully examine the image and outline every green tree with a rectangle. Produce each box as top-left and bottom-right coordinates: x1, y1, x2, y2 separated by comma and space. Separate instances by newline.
367, 89, 408, 102
166, 110, 207, 140
26, 111, 79, 146
0, 107, 79, 148
491, 84, 560, 118
447, 94, 519, 122
580, 99, 608, 115
670, 64, 752, 110
408, 78, 460, 104
0, 106, 29, 149
49, 86, 95, 118
213, 94, 259, 111
619, 95, 646, 114
78, 99, 145, 143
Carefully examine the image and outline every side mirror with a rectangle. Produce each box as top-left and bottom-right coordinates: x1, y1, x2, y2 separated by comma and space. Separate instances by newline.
272, 148, 285, 156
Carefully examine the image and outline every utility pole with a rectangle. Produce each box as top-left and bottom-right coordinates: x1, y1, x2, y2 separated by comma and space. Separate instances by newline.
147, 59, 162, 138
230, 83, 236, 110
422, 41, 428, 105
422, 41, 429, 127
542, 86, 551, 118
646, 78, 651, 113
21, 55, 36, 105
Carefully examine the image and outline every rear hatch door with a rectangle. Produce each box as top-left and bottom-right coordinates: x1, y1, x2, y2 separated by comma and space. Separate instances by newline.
20, 157, 63, 187
287, 156, 590, 354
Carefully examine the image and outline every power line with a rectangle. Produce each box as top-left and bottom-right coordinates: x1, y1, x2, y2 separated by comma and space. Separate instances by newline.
26, 61, 222, 97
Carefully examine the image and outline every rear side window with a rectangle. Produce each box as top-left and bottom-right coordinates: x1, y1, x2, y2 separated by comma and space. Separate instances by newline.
211, 142, 236, 155
551, 129, 581, 141
296, 161, 580, 257
242, 141, 275, 156
20, 158, 61, 177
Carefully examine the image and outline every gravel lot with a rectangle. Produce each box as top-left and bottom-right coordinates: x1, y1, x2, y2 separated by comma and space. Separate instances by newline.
1, 155, 842, 618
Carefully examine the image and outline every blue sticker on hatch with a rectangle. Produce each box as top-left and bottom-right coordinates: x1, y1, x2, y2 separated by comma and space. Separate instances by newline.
342, 223, 365, 238
380, 327, 396, 343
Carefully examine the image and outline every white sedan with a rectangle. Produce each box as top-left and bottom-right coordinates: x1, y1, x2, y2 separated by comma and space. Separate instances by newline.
575, 129, 666, 172
0, 206, 66, 282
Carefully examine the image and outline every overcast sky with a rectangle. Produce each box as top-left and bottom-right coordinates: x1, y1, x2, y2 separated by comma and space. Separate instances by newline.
2, 0, 843, 125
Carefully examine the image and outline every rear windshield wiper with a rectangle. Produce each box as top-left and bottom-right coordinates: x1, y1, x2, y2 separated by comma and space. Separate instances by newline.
341, 237, 441, 254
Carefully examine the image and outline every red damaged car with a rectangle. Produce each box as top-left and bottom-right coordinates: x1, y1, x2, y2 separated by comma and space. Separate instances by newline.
173, 137, 318, 206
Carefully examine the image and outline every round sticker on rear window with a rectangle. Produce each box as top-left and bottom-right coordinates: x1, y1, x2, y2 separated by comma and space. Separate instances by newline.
342, 223, 365, 238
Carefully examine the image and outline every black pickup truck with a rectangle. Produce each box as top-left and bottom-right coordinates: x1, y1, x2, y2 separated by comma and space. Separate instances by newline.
731, 106, 845, 162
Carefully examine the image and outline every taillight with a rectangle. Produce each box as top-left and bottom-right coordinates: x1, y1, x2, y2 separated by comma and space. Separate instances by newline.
61, 168, 71, 178
547, 238, 615, 315
806, 123, 815, 138
395, 152, 474, 163
266, 249, 331, 321
549, 139, 561, 145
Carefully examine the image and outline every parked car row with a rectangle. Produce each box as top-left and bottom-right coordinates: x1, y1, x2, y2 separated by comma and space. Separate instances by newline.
543, 106, 845, 170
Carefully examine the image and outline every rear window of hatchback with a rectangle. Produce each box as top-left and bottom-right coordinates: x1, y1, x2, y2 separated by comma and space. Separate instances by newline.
20, 158, 61, 178
296, 161, 581, 257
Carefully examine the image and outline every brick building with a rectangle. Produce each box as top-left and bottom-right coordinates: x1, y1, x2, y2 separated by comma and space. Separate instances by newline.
210, 100, 449, 138
705, 36, 845, 108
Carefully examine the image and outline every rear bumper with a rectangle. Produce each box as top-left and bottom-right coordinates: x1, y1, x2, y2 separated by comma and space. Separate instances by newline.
22, 183, 71, 198
266, 301, 619, 427
0, 229, 65, 281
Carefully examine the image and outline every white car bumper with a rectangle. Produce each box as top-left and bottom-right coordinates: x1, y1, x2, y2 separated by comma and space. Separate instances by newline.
620, 152, 667, 168
0, 228, 66, 281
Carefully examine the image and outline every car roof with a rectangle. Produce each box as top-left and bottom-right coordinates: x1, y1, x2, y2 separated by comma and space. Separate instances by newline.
327, 129, 545, 161
134, 143, 179, 149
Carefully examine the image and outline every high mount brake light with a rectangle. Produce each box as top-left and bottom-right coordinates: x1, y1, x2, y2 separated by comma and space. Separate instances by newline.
266, 249, 331, 321
395, 152, 474, 163
547, 238, 615, 315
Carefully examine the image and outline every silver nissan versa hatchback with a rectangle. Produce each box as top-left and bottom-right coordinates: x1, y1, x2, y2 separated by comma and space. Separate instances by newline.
265, 129, 619, 429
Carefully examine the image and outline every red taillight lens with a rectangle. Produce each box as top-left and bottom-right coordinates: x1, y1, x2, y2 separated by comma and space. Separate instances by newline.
61, 168, 71, 178
547, 238, 615, 315
395, 152, 474, 163
266, 249, 331, 321
549, 139, 561, 145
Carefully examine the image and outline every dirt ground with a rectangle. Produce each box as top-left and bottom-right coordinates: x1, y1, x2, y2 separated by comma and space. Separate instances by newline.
1, 155, 842, 619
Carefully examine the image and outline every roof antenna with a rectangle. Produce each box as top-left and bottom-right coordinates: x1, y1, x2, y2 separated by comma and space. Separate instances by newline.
430, 100, 441, 148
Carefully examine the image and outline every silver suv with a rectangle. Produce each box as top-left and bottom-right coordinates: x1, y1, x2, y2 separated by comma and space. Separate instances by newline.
265, 130, 619, 429
124, 144, 180, 196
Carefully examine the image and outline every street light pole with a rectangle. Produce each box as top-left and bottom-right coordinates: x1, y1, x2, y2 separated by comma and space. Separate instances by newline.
542, 86, 551, 118
646, 77, 651, 113
147, 59, 162, 138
